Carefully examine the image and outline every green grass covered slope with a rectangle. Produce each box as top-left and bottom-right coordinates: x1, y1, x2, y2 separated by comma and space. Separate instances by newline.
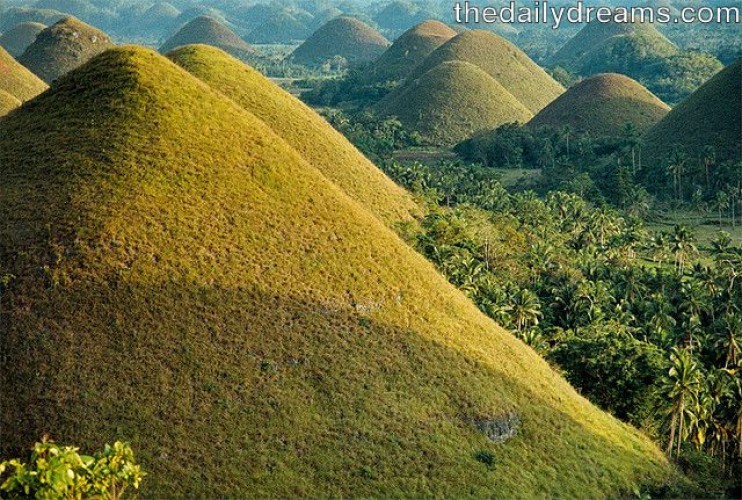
291, 16, 390, 67
550, 20, 678, 75
17, 16, 114, 83
411, 30, 564, 113
528, 73, 670, 136
159, 16, 255, 61
0, 21, 46, 57
643, 59, 742, 166
0, 45, 47, 101
376, 60, 533, 145
365, 20, 457, 83
0, 88, 21, 116
167, 44, 418, 225
0, 46, 674, 498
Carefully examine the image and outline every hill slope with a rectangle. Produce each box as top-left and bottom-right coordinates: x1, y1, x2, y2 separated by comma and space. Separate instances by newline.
291, 16, 390, 66
365, 20, 457, 83
0, 45, 48, 101
245, 9, 312, 44
0, 21, 45, 57
643, 59, 742, 166
0, 7, 64, 32
0, 88, 21, 116
376, 60, 533, 145
17, 16, 114, 83
167, 44, 418, 226
528, 73, 670, 136
0, 46, 673, 498
159, 16, 255, 61
550, 19, 678, 75
412, 30, 564, 113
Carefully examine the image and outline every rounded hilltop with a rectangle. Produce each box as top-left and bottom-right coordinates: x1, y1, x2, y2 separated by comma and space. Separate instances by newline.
528, 73, 670, 136
0, 44, 675, 499
0, 22, 46, 57
159, 16, 255, 61
643, 60, 742, 168
245, 8, 312, 44
0, 7, 65, 32
291, 16, 390, 67
18, 16, 114, 83
0, 45, 48, 101
411, 30, 564, 114
375, 60, 533, 145
365, 20, 457, 83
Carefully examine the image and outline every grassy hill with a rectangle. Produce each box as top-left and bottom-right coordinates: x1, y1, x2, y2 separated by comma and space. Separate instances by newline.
0, 88, 20, 117
0, 45, 674, 498
373, 0, 426, 32
0, 45, 48, 101
0, 21, 45, 57
528, 73, 670, 136
376, 60, 533, 145
0, 7, 64, 32
159, 16, 255, 61
365, 20, 457, 83
18, 16, 114, 83
550, 19, 679, 75
291, 16, 390, 67
167, 44, 419, 226
643, 59, 742, 166
411, 30, 564, 113
246, 9, 312, 44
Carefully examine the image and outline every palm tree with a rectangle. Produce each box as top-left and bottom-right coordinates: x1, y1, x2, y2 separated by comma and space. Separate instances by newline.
509, 288, 542, 332
702, 145, 716, 193
662, 347, 702, 459
716, 314, 741, 368
667, 150, 687, 204
715, 191, 729, 228
670, 225, 697, 273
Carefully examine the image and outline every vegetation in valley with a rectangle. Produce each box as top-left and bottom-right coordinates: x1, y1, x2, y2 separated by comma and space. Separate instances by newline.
17, 16, 114, 83
528, 73, 670, 137
0, 45, 677, 498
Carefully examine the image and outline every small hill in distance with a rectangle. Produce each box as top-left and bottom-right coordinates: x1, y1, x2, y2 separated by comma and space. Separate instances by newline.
373, 0, 427, 33
246, 8, 312, 44
528, 73, 670, 136
134, 2, 180, 39
643, 59, 742, 168
376, 60, 533, 145
0, 21, 45, 57
0, 7, 64, 32
18, 16, 113, 83
550, 19, 678, 75
167, 43, 419, 226
159, 16, 255, 61
291, 16, 390, 67
0, 88, 20, 117
0, 45, 48, 101
365, 20, 457, 84
0, 45, 675, 498
411, 30, 564, 114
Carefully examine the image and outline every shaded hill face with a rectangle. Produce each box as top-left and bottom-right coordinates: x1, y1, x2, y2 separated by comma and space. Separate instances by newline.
0, 45, 48, 101
376, 60, 533, 145
167, 44, 418, 226
159, 16, 255, 61
365, 20, 457, 83
0, 7, 65, 32
0, 88, 20, 117
18, 17, 114, 83
550, 20, 678, 75
412, 30, 564, 113
291, 16, 390, 66
0, 46, 673, 498
528, 73, 670, 136
644, 60, 742, 167
0, 22, 45, 57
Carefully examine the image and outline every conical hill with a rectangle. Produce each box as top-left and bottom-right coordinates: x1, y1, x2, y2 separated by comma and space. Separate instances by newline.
411, 30, 564, 113
643, 60, 742, 166
167, 44, 418, 225
159, 16, 255, 61
528, 73, 670, 136
376, 60, 533, 145
365, 20, 457, 83
0, 45, 48, 101
0, 46, 672, 498
291, 16, 390, 66
17, 16, 114, 83
0, 21, 46, 57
